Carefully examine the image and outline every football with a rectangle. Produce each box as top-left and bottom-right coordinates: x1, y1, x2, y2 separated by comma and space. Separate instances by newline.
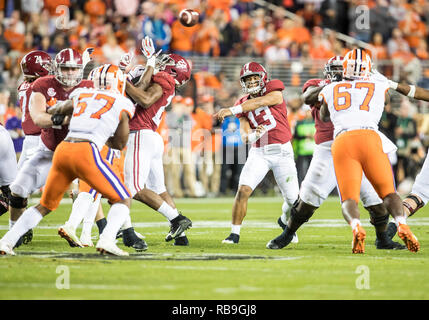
179, 9, 199, 27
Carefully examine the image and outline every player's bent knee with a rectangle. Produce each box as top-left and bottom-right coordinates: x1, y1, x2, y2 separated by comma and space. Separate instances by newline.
9, 194, 28, 209
236, 185, 253, 201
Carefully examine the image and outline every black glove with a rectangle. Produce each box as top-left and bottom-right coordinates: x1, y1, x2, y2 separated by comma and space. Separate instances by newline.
51, 114, 66, 126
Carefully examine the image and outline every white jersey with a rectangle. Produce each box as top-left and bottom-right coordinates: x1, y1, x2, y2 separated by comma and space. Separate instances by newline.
66, 88, 135, 150
319, 78, 390, 137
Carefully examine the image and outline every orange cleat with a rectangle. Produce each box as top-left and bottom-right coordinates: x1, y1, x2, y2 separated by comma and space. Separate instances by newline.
397, 223, 420, 252
352, 225, 366, 254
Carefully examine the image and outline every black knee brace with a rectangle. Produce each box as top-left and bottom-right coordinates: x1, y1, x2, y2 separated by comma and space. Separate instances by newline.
9, 194, 28, 209
403, 194, 424, 217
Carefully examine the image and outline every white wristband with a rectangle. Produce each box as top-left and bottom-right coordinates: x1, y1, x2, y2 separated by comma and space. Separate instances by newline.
229, 104, 243, 115
146, 56, 156, 69
407, 85, 416, 98
388, 80, 398, 90
247, 131, 260, 143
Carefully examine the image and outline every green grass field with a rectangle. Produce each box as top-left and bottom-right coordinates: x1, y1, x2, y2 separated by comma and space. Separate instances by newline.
1, 196, 428, 300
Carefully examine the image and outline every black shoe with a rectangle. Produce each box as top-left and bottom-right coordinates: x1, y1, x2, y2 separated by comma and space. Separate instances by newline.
266, 227, 294, 249
116, 229, 123, 239
386, 222, 397, 239
277, 217, 287, 230
376, 238, 406, 250
22, 229, 33, 245
165, 214, 192, 242
122, 227, 148, 251
222, 233, 240, 244
174, 235, 189, 246
14, 236, 24, 248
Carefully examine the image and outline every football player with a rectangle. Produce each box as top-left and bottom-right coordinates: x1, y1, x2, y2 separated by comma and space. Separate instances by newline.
120, 37, 192, 245
0, 124, 17, 218
267, 56, 404, 250
318, 49, 419, 253
0, 64, 135, 256
215, 62, 299, 245
7, 50, 52, 246
372, 69, 429, 234
8, 48, 94, 247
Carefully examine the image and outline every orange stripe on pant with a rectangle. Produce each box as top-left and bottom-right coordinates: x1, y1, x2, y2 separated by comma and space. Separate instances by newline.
331, 129, 395, 204
41, 141, 131, 211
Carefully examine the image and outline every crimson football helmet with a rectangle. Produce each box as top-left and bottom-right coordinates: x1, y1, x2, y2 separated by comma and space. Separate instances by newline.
20, 50, 53, 79
323, 56, 344, 82
54, 48, 83, 87
240, 62, 268, 95
155, 53, 191, 88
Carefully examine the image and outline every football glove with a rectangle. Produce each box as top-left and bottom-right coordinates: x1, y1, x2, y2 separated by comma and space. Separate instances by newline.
51, 113, 66, 126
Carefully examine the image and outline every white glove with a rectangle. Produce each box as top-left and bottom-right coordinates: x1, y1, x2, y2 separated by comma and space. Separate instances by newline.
127, 65, 146, 85
119, 52, 134, 71
141, 36, 156, 59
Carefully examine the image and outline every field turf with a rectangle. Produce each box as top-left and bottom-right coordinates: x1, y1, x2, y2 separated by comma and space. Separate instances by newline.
1, 196, 428, 300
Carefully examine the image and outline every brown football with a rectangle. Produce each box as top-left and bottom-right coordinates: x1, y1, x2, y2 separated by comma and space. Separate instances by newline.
179, 9, 199, 27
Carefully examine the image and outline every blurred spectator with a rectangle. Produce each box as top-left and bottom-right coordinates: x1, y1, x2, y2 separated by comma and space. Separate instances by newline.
220, 115, 245, 195
370, 0, 396, 43
5, 106, 24, 159
387, 28, 410, 57
370, 32, 388, 60
194, 17, 220, 57
84, 0, 106, 24
293, 107, 316, 186
398, 10, 427, 50
264, 38, 290, 63
170, 16, 199, 57
101, 34, 125, 65
166, 96, 198, 198
141, 1, 172, 53
114, 0, 139, 18
21, 0, 44, 16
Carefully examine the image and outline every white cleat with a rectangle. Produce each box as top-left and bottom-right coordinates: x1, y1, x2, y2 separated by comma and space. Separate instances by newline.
58, 224, 84, 248
80, 232, 94, 247
0, 240, 16, 256
96, 237, 129, 256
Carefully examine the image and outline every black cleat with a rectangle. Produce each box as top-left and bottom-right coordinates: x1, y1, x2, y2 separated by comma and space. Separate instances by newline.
165, 214, 192, 242
386, 222, 397, 239
222, 233, 240, 244
174, 235, 189, 246
266, 227, 294, 249
376, 238, 406, 250
14, 236, 24, 248
122, 227, 148, 251
277, 217, 287, 230
116, 229, 123, 239
22, 229, 33, 245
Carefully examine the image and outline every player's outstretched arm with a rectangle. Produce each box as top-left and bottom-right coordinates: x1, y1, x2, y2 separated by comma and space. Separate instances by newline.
106, 111, 130, 150
125, 82, 163, 108
46, 100, 74, 115
29, 92, 59, 128
394, 83, 429, 101
214, 91, 282, 122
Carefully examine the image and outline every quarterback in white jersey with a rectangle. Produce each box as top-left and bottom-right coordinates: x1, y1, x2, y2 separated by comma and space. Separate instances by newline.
0, 64, 135, 256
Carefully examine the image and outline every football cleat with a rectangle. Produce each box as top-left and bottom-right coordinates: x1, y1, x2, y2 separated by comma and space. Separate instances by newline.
376, 239, 406, 250
80, 231, 94, 247
96, 237, 129, 256
386, 222, 397, 239
58, 225, 83, 248
266, 227, 295, 249
277, 218, 298, 243
0, 240, 16, 255
352, 225, 366, 254
22, 229, 33, 245
222, 233, 240, 244
165, 214, 192, 242
397, 223, 420, 252
174, 235, 189, 246
122, 227, 148, 252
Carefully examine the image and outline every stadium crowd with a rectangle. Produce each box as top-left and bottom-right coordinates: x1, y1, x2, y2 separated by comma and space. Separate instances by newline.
1, 0, 429, 197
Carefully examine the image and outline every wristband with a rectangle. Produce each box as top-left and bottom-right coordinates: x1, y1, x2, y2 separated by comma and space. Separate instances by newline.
407, 85, 416, 98
388, 80, 398, 90
146, 56, 156, 69
229, 104, 243, 115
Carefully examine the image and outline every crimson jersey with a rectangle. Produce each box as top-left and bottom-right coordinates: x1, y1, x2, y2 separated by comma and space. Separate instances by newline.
17, 81, 41, 136
129, 71, 175, 131
302, 78, 334, 145
236, 79, 292, 147
31, 75, 93, 151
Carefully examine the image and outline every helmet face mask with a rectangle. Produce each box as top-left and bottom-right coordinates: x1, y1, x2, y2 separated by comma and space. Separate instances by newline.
155, 53, 191, 88
54, 49, 83, 87
240, 62, 268, 95
323, 56, 344, 82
